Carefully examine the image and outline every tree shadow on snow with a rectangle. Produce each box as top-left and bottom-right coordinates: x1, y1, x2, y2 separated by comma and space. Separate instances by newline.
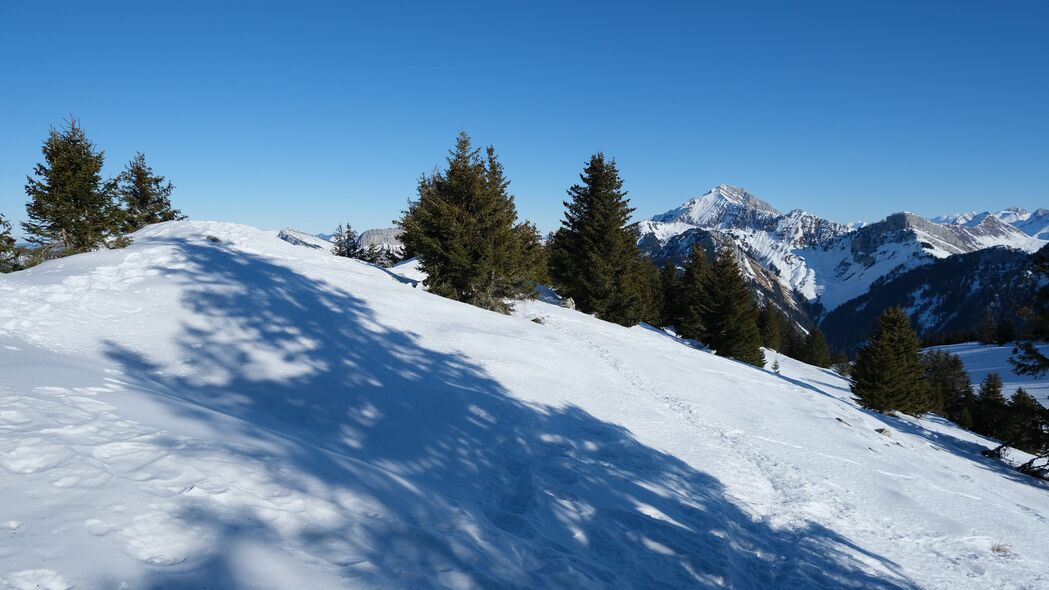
99, 237, 919, 589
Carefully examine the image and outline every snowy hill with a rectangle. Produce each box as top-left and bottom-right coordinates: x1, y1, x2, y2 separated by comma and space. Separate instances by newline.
1, 221, 1048, 589
935, 207, 1049, 240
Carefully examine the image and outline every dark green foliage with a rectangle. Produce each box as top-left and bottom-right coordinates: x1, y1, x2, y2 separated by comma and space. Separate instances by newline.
703, 248, 765, 367
0, 214, 21, 272
973, 372, 1008, 439
1003, 388, 1048, 454
1011, 246, 1049, 376
675, 245, 711, 340
331, 223, 360, 258
398, 132, 541, 313
921, 349, 974, 426
115, 152, 184, 231
831, 351, 851, 376
548, 153, 650, 326
658, 262, 682, 328
800, 328, 831, 368
850, 307, 933, 415
23, 118, 124, 253
757, 304, 785, 352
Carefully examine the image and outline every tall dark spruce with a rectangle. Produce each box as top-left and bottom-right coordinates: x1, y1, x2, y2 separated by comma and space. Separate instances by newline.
675, 244, 711, 341
548, 153, 649, 326
115, 152, 184, 231
850, 307, 932, 415
0, 214, 18, 272
398, 132, 541, 313
23, 118, 124, 253
704, 247, 765, 367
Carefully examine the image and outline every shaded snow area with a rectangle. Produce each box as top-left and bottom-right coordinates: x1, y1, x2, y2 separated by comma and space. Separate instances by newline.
930, 342, 1049, 407
1, 221, 1047, 589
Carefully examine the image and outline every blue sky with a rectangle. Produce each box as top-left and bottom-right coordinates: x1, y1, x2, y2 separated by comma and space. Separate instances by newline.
1, 0, 1046, 236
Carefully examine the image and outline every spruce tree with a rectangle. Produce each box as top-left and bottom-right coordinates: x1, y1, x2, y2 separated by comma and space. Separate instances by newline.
758, 304, 785, 352
0, 214, 19, 273
850, 307, 933, 415
398, 132, 539, 313
1004, 388, 1047, 454
676, 245, 711, 341
658, 262, 682, 328
703, 247, 765, 366
23, 118, 123, 253
1011, 247, 1049, 376
973, 372, 1008, 439
115, 152, 184, 231
801, 328, 832, 368
331, 224, 360, 258
921, 349, 974, 424
548, 153, 648, 326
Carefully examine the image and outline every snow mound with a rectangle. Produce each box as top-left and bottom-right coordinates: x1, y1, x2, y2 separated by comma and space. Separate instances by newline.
1, 220, 1047, 589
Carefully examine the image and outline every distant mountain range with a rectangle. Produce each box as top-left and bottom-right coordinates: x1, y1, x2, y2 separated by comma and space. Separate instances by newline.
638, 185, 1046, 347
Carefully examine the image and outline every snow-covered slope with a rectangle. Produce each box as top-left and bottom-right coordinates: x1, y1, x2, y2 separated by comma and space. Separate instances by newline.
1, 221, 1047, 589
277, 227, 333, 250
639, 187, 1045, 315
936, 207, 1049, 240
929, 342, 1049, 407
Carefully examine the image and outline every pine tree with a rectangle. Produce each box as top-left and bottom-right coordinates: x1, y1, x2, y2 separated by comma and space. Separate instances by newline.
548, 153, 648, 326
398, 132, 539, 313
115, 152, 184, 231
850, 307, 933, 415
676, 245, 711, 340
331, 224, 360, 258
973, 372, 1008, 439
658, 262, 682, 328
703, 247, 765, 366
23, 118, 124, 254
771, 357, 781, 373
800, 328, 831, 368
757, 304, 785, 352
1004, 388, 1048, 454
1011, 246, 1049, 376
0, 213, 19, 272
921, 349, 974, 424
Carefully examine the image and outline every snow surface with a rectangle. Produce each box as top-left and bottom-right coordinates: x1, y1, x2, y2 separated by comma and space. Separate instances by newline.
929, 342, 1049, 407
1, 221, 1048, 589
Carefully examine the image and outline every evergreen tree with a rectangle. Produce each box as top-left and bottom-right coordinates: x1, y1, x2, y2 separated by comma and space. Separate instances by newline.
800, 328, 831, 368
757, 304, 785, 352
978, 311, 999, 345
398, 132, 540, 313
115, 152, 184, 231
1011, 247, 1049, 376
973, 372, 1008, 439
703, 247, 765, 366
1004, 388, 1048, 454
23, 118, 124, 253
658, 262, 682, 328
676, 245, 711, 340
850, 307, 933, 415
331, 223, 360, 258
0, 214, 19, 272
921, 349, 974, 425
548, 153, 648, 326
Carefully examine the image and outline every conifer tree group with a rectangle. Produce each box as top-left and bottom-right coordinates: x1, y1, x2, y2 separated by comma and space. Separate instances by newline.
398, 132, 543, 313
331, 223, 360, 258
654, 244, 764, 366
1011, 247, 1049, 377
0, 214, 20, 272
3, 117, 184, 268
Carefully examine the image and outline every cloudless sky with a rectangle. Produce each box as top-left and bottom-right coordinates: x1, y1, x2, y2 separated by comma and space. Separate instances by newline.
1, 0, 1046, 236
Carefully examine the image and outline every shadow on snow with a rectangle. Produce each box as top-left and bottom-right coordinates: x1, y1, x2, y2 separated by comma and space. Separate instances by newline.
100, 238, 918, 589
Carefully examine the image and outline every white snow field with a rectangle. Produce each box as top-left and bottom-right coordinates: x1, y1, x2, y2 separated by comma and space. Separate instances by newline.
930, 342, 1049, 407
1, 221, 1047, 589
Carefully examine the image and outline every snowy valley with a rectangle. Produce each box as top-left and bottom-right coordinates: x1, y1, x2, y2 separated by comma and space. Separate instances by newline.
1, 221, 1047, 589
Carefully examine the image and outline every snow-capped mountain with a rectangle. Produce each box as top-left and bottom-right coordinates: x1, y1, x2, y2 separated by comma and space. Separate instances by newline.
638, 185, 1046, 318
1, 220, 1047, 588
935, 207, 1049, 239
